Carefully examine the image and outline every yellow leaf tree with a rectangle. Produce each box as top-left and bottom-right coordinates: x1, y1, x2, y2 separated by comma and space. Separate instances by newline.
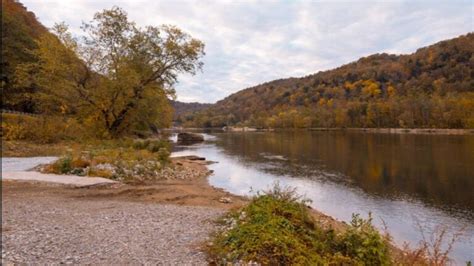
17, 7, 204, 136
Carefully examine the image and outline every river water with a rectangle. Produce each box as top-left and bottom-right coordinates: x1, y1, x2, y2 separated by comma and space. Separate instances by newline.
171, 131, 474, 263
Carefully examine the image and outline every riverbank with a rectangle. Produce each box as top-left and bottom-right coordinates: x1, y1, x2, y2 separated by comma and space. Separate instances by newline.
1, 159, 380, 264
1, 140, 445, 264
169, 126, 474, 135
0, 154, 344, 226
309, 127, 474, 135
0, 142, 371, 264
2, 180, 224, 264
1, 155, 245, 264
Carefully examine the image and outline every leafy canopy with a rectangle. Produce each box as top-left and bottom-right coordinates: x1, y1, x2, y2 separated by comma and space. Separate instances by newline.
18, 6, 205, 136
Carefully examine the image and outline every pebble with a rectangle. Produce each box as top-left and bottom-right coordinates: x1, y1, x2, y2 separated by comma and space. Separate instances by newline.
2, 194, 224, 264
218, 197, 232, 204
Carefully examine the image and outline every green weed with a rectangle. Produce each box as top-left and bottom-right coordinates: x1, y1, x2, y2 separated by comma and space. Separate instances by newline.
208, 184, 391, 265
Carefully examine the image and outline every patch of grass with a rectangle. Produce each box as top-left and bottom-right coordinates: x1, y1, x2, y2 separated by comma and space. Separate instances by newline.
87, 168, 113, 179
208, 184, 392, 265
40, 138, 173, 182
132, 139, 170, 153
1, 140, 71, 157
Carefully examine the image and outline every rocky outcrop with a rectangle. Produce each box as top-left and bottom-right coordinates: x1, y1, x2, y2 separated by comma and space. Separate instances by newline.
177, 132, 204, 145
176, 155, 206, 161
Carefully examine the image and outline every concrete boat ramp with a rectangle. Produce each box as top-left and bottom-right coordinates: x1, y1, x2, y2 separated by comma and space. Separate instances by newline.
1, 157, 117, 187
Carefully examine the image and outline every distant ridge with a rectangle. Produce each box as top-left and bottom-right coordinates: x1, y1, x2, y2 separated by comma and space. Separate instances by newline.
170, 100, 211, 121
182, 33, 473, 129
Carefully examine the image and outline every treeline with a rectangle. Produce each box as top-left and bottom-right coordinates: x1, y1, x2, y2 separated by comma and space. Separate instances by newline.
1, 1, 204, 139
171, 100, 211, 120
1, 0, 48, 112
181, 33, 473, 129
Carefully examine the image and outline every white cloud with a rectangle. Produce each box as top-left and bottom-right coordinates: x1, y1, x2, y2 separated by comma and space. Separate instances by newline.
23, 0, 473, 103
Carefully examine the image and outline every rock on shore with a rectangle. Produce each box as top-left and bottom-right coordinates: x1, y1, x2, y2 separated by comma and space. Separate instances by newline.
177, 132, 204, 145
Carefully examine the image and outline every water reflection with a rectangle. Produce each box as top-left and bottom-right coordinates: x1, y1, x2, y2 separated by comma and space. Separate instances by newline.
213, 131, 474, 213
171, 131, 474, 263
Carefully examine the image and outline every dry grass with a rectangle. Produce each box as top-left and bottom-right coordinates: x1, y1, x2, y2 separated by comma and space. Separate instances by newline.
398, 221, 467, 265
35, 139, 171, 182
1, 113, 89, 143
1, 140, 73, 157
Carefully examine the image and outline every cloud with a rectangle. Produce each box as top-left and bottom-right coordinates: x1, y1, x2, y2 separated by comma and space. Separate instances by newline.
23, 0, 473, 103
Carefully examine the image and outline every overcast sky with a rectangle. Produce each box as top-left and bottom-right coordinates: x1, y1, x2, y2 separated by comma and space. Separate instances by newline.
23, 0, 473, 103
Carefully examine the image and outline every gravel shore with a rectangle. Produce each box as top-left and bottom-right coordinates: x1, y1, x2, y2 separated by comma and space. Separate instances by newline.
2, 182, 224, 265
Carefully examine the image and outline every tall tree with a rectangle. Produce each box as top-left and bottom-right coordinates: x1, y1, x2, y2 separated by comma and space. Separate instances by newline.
18, 7, 205, 136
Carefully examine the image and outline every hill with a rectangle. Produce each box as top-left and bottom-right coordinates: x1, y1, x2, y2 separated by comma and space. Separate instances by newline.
0, 1, 187, 130
170, 100, 211, 121
1, 0, 50, 112
2, 2, 208, 138
183, 33, 473, 129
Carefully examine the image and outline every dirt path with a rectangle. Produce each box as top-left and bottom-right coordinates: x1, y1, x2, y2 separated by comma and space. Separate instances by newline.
1, 181, 225, 265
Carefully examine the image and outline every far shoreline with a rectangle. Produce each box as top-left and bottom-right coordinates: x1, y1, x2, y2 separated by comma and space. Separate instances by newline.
168, 127, 474, 135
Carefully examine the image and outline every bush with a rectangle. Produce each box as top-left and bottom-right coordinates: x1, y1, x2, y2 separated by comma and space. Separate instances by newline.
400, 223, 466, 265
157, 147, 170, 165
48, 156, 73, 174
1, 113, 87, 143
337, 213, 391, 265
132, 139, 149, 150
208, 184, 391, 265
42, 140, 172, 181
132, 139, 170, 153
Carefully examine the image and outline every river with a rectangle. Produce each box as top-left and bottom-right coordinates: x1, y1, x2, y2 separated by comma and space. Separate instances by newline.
171, 130, 474, 263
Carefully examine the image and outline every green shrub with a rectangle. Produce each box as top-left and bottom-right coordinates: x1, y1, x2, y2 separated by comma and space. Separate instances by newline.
132, 139, 149, 150
147, 142, 162, 153
208, 184, 391, 265
132, 139, 170, 153
337, 213, 391, 265
157, 147, 170, 165
50, 156, 73, 174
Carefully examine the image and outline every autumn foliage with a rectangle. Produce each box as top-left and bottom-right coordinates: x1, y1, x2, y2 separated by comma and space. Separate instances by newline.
181, 34, 473, 129
2, 2, 204, 138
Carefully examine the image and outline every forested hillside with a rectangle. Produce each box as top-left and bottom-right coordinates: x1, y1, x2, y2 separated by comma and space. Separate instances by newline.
183, 34, 474, 129
171, 100, 211, 121
1, 1, 204, 139
1, 0, 49, 112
